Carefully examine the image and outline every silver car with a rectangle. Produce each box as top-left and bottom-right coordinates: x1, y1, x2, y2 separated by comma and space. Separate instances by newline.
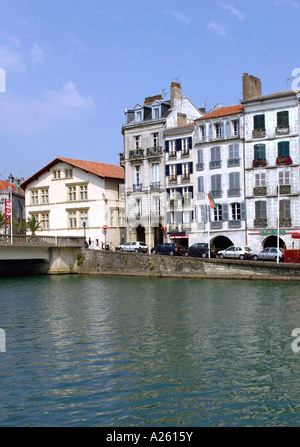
218, 246, 252, 260
251, 247, 284, 262
118, 241, 148, 253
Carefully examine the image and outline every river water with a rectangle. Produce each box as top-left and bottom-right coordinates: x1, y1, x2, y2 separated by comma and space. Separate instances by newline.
0, 274, 300, 427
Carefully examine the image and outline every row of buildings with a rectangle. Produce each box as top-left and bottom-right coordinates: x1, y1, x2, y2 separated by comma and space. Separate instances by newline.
1, 73, 300, 252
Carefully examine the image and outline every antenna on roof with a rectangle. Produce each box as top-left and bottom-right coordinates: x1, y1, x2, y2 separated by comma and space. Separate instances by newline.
161, 88, 168, 99
173, 74, 183, 84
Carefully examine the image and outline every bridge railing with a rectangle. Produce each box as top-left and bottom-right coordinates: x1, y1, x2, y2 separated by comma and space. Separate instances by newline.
0, 235, 85, 247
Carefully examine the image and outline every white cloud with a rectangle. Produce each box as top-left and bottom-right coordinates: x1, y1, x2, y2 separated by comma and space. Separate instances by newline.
0, 82, 94, 132
218, 1, 245, 20
166, 10, 190, 24
207, 21, 228, 36
30, 43, 46, 64
0, 45, 26, 73
273, 0, 299, 6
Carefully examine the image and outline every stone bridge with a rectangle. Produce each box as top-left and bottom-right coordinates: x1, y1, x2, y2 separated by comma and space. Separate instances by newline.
0, 235, 83, 275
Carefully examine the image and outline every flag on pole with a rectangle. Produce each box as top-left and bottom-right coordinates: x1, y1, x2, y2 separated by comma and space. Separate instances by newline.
102, 193, 108, 204
208, 191, 216, 209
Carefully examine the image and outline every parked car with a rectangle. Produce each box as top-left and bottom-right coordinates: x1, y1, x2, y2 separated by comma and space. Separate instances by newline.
117, 241, 148, 253
251, 247, 284, 262
151, 243, 185, 256
184, 243, 217, 258
218, 246, 252, 260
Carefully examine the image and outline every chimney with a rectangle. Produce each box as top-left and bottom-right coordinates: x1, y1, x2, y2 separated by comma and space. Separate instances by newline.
170, 81, 182, 108
177, 113, 187, 127
242, 73, 262, 101
144, 94, 163, 106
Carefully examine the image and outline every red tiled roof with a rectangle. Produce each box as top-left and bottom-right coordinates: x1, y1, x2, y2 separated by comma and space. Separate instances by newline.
196, 104, 244, 120
242, 90, 300, 103
0, 180, 8, 191
21, 157, 124, 189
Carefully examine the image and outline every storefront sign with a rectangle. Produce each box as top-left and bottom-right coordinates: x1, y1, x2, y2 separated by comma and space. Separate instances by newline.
259, 229, 286, 236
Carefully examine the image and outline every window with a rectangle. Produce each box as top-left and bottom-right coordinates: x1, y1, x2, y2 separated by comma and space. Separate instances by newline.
211, 174, 222, 196
41, 213, 49, 230
68, 211, 77, 228
152, 163, 159, 184
152, 132, 159, 148
229, 172, 240, 189
136, 110, 142, 122
134, 165, 141, 185
52, 170, 61, 179
65, 168, 73, 178
255, 201, 267, 219
231, 203, 241, 220
118, 210, 126, 227
153, 197, 160, 217
31, 190, 39, 205
280, 199, 291, 219
153, 107, 160, 119
233, 120, 239, 136
136, 198, 142, 219
279, 171, 289, 185
214, 204, 222, 221
254, 144, 266, 160
198, 176, 204, 193
215, 123, 221, 139
200, 126, 205, 141
135, 135, 141, 149
183, 210, 192, 224
80, 185, 88, 201
197, 204, 205, 222
255, 173, 266, 187
254, 114, 265, 130
278, 141, 290, 158
182, 138, 189, 154
41, 189, 49, 204
80, 210, 88, 228
277, 111, 289, 128
169, 164, 177, 181
68, 186, 76, 201
210, 146, 221, 168
182, 163, 190, 180
229, 144, 239, 160
110, 210, 114, 227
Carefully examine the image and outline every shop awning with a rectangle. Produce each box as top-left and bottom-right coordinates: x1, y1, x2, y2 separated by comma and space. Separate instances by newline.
168, 233, 189, 239
292, 232, 300, 239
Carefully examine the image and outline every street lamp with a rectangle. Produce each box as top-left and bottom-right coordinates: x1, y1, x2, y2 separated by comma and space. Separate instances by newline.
83, 221, 86, 249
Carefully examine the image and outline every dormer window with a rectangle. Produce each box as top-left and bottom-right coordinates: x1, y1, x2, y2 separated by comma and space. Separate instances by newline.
135, 110, 143, 122
153, 107, 160, 119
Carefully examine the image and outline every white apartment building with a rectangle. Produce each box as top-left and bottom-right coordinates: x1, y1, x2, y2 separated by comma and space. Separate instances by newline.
22, 157, 125, 249
121, 82, 202, 249
164, 123, 195, 247
243, 87, 300, 250
192, 104, 246, 250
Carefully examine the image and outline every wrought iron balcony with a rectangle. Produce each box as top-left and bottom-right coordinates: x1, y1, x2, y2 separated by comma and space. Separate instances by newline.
150, 182, 160, 191
209, 160, 221, 169
146, 146, 162, 157
133, 183, 142, 192
129, 149, 144, 159
227, 158, 240, 167
253, 186, 267, 196
196, 162, 204, 171
227, 188, 241, 197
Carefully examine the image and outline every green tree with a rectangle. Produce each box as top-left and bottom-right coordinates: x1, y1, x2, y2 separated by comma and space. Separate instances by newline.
0, 211, 8, 231
26, 215, 44, 235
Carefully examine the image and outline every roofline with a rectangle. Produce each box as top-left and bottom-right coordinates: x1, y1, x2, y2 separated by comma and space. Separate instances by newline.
21, 157, 124, 189
242, 90, 300, 104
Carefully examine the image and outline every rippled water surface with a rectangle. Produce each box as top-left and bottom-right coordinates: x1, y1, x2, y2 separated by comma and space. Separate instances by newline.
0, 274, 300, 427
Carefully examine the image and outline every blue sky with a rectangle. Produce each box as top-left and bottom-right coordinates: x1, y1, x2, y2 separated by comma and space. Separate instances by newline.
0, 0, 300, 180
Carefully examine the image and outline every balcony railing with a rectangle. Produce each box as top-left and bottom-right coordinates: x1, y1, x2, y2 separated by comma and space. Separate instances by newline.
276, 126, 290, 135
133, 183, 142, 192
277, 185, 291, 195
196, 162, 204, 171
169, 175, 177, 184
254, 218, 267, 228
210, 221, 222, 229
209, 160, 221, 169
150, 182, 160, 191
252, 128, 266, 138
228, 220, 242, 228
228, 188, 241, 197
181, 174, 191, 182
129, 149, 144, 159
211, 190, 222, 199
227, 158, 240, 167
146, 146, 162, 157
253, 186, 267, 196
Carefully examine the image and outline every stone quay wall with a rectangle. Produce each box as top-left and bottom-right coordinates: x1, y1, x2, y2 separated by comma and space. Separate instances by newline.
75, 250, 300, 281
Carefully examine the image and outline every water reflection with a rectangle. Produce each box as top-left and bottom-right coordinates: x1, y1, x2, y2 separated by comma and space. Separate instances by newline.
0, 275, 300, 426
